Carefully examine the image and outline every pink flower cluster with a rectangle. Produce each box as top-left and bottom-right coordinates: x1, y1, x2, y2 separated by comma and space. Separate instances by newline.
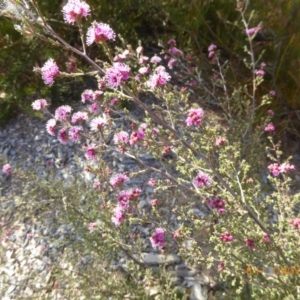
105, 63, 131, 88
262, 233, 271, 243
55, 105, 72, 121
90, 116, 107, 131
150, 55, 162, 64
89, 222, 96, 231
2, 164, 11, 175
85, 144, 97, 160
32, 99, 48, 110
41, 59, 59, 85
81, 89, 103, 103
193, 172, 211, 188
150, 228, 165, 248
114, 49, 130, 62
185, 108, 204, 126
209, 197, 226, 214
268, 162, 295, 176
290, 218, 300, 229
72, 111, 88, 124
45, 105, 77, 142
58, 128, 69, 144
255, 69, 265, 77
246, 24, 262, 36
147, 66, 171, 89
130, 130, 146, 146
216, 137, 226, 146
112, 206, 126, 226
86, 22, 116, 45
208, 43, 217, 60
112, 188, 141, 226
264, 123, 275, 132
114, 131, 129, 145
220, 231, 233, 242
62, 0, 90, 24
110, 173, 129, 188
245, 238, 255, 249
69, 126, 82, 142
46, 119, 57, 136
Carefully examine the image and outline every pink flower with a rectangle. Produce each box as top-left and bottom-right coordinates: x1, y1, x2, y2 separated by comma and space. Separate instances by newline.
69, 126, 82, 142
139, 123, 148, 131
32, 99, 48, 110
168, 39, 176, 46
262, 233, 271, 244
267, 109, 274, 116
193, 172, 211, 188
220, 231, 233, 242
117, 190, 131, 209
139, 56, 149, 64
208, 51, 215, 59
264, 123, 275, 131
216, 137, 226, 146
62, 0, 90, 24
72, 111, 88, 124
218, 261, 225, 272
86, 21, 116, 45
41, 59, 59, 85
129, 132, 139, 145
85, 144, 97, 160
269, 90, 276, 97
185, 108, 204, 126
90, 116, 107, 131
136, 46, 143, 54
27, 233, 34, 239
279, 163, 295, 173
89, 102, 99, 113
290, 218, 300, 229
67, 60, 77, 72
169, 47, 183, 56
114, 131, 129, 145
110, 173, 129, 188
105, 63, 131, 88
255, 69, 265, 77
152, 128, 159, 135
112, 206, 126, 226
138, 67, 149, 75
58, 128, 69, 144
245, 238, 255, 249
93, 181, 101, 189
208, 44, 217, 52
110, 97, 118, 105
167, 58, 177, 69
55, 105, 72, 121
147, 67, 171, 89
246, 25, 261, 36
210, 197, 226, 214
129, 188, 141, 200
137, 130, 145, 139
2, 164, 11, 175
46, 119, 57, 136
151, 199, 158, 207
89, 222, 96, 231
268, 163, 280, 176
92, 90, 103, 100
81, 89, 94, 103
150, 55, 162, 64
148, 178, 156, 187
150, 228, 165, 248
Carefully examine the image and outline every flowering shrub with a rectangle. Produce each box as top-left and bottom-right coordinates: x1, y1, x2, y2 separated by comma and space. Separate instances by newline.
1, 0, 300, 299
